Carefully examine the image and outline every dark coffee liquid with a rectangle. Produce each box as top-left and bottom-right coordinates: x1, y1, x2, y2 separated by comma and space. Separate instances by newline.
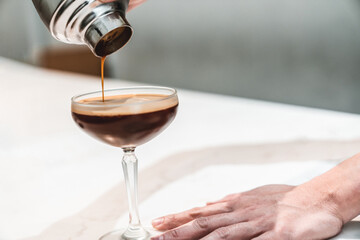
101, 56, 106, 102
72, 94, 178, 148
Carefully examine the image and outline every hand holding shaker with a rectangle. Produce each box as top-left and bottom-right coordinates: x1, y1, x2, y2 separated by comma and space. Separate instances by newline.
32, 0, 133, 57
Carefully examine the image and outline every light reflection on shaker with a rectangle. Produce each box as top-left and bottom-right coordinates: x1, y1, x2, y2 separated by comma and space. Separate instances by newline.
32, 0, 133, 57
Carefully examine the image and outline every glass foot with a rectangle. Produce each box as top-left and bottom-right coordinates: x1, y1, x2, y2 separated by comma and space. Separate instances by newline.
99, 228, 160, 240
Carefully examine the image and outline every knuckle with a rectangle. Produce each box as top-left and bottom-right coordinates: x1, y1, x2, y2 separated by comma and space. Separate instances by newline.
165, 215, 176, 223
165, 214, 176, 222
169, 229, 180, 238
189, 207, 202, 219
214, 227, 230, 239
193, 217, 210, 230
255, 216, 272, 230
244, 205, 257, 212
163, 215, 180, 228
223, 202, 234, 213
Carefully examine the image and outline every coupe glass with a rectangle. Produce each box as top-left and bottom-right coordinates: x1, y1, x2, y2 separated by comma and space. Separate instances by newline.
71, 86, 178, 240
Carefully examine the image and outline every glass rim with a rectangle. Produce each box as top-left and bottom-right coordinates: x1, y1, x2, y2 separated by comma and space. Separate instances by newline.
71, 86, 178, 108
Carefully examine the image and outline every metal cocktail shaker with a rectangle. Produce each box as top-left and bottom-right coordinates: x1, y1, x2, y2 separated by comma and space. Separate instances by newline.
32, 0, 133, 57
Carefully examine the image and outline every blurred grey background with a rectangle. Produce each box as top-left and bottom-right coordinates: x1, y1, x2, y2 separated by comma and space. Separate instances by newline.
1, 0, 360, 113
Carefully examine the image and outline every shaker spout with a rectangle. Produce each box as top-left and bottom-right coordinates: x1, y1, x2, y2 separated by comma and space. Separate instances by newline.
85, 12, 133, 57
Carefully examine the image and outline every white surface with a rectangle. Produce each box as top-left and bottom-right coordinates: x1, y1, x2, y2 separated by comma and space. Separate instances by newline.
1, 57, 360, 239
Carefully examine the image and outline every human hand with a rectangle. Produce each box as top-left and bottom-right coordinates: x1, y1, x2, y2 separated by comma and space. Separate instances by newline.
151, 184, 343, 240
128, 0, 146, 11
98, 0, 146, 11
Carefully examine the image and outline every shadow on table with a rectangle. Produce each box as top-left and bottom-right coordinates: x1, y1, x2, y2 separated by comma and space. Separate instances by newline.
23, 140, 360, 240
330, 222, 360, 239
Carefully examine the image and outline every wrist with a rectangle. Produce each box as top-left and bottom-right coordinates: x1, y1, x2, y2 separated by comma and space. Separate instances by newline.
302, 154, 360, 223
294, 180, 344, 224
333, 153, 360, 222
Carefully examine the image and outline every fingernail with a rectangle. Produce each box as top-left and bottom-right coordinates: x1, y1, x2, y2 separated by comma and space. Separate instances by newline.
152, 217, 164, 226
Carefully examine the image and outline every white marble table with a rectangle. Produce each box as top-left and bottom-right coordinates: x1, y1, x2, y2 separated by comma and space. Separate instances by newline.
1, 57, 360, 240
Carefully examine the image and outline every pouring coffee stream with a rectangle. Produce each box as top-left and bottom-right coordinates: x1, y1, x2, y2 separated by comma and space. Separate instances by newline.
101, 56, 106, 102
32, 0, 133, 100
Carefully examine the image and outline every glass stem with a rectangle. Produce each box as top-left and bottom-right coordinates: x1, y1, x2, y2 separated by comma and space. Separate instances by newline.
122, 147, 149, 239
